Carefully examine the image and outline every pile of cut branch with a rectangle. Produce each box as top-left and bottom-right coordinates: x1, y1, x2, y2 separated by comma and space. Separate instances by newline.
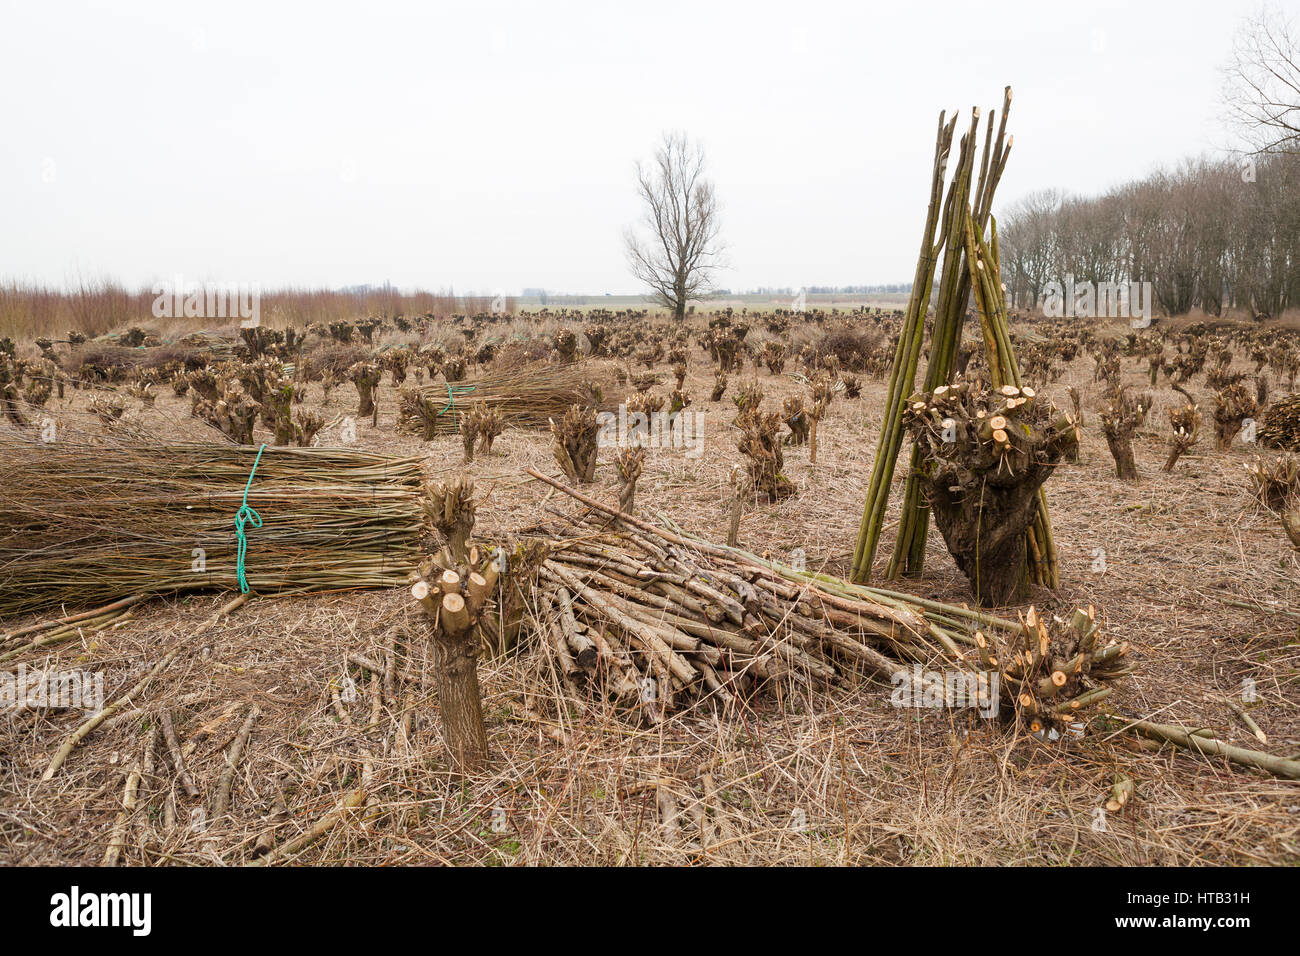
524, 467, 1106, 724
517, 469, 1300, 779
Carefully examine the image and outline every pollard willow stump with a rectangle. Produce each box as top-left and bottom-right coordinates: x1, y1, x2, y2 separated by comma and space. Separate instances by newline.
903, 382, 1077, 606
413, 564, 497, 773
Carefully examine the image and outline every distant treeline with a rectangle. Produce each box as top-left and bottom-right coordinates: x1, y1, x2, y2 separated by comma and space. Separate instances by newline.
0, 281, 507, 340
998, 151, 1300, 318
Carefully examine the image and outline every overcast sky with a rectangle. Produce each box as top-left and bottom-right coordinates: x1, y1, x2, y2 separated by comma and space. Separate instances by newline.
0, 0, 1287, 295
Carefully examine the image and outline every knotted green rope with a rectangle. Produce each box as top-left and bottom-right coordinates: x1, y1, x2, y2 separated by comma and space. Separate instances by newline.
438, 383, 476, 416
234, 443, 267, 594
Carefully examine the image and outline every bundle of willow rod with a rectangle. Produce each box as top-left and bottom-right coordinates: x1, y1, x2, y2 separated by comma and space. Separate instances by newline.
398, 362, 616, 438
0, 440, 425, 617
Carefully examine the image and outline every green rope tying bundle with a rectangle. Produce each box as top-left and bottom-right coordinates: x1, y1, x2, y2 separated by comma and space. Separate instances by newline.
438, 383, 476, 417
233, 443, 267, 594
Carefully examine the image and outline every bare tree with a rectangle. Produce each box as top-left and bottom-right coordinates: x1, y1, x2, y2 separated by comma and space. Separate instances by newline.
1000, 189, 1061, 308
625, 132, 723, 320
1225, 6, 1300, 155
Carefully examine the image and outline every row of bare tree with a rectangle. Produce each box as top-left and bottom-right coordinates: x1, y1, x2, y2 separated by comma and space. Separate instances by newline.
1000, 7, 1300, 320
998, 152, 1300, 319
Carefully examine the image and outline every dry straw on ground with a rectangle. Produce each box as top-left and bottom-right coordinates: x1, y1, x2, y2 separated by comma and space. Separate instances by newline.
1, 319, 1298, 866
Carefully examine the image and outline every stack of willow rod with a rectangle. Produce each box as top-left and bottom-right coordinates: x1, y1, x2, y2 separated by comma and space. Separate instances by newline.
527, 468, 1009, 706
397, 361, 616, 439
0, 440, 424, 617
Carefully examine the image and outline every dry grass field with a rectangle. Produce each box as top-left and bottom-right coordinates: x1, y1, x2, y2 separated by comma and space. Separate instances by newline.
1, 309, 1298, 867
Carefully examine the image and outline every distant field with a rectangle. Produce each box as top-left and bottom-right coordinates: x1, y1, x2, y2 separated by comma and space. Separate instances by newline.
0, 286, 911, 340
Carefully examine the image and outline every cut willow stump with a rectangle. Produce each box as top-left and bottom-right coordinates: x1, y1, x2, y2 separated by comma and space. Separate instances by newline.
614, 446, 645, 514
781, 395, 810, 445
736, 405, 795, 501
550, 403, 599, 483
412, 559, 498, 773
711, 370, 728, 402
1213, 382, 1259, 451
413, 479, 497, 772
1100, 387, 1147, 481
903, 380, 1076, 605
347, 361, 381, 418
1164, 389, 1201, 472
957, 199, 1061, 591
